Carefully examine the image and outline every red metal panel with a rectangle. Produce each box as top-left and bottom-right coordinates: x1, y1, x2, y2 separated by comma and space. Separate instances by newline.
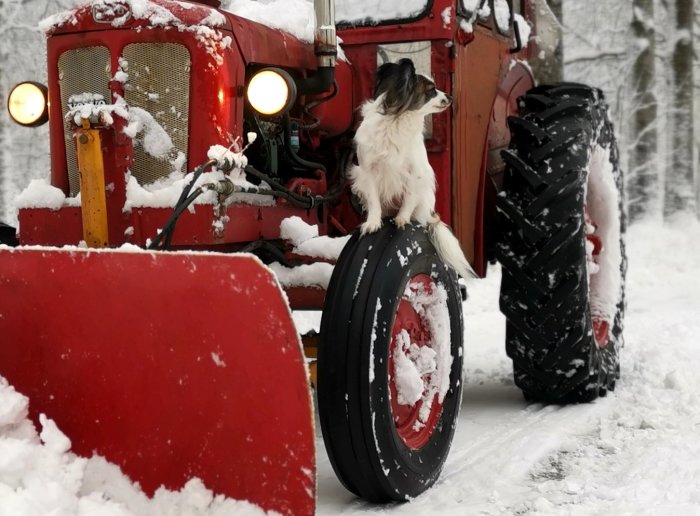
428, 42, 453, 225
310, 59, 355, 137
128, 203, 323, 247
452, 26, 503, 277
226, 14, 317, 70
18, 207, 83, 246
19, 201, 322, 248
0, 248, 315, 516
285, 286, 326, 311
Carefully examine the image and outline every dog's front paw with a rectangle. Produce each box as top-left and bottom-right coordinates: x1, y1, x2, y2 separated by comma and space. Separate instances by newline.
361, 220, 383, 235
393, 215, 411, 229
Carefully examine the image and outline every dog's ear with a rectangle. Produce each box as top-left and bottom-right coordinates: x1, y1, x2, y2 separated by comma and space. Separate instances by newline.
397, 58, 416, 79
374, 58, 417, 116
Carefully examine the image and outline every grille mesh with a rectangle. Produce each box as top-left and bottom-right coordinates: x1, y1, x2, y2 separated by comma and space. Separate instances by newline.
123, 43, 191, 185
58, 46, 111, 196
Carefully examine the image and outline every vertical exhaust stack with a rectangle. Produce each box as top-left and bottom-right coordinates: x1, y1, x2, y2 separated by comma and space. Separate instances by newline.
314, 0, 337, 69
300, 0, 337, 94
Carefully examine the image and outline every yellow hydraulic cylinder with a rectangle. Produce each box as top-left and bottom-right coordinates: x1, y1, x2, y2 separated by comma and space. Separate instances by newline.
75, 121, 109, 248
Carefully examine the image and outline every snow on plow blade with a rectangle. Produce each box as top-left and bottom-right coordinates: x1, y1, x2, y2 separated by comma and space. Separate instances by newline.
0, 247, 315, 516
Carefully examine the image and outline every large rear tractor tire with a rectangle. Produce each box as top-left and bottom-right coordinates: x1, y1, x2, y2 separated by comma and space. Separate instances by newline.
497, 83, 627, 403
318, 223, 464, 502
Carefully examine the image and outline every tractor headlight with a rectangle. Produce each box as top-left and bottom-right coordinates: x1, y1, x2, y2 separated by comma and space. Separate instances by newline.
246, 68, 296, 116
8, 82, 49, 127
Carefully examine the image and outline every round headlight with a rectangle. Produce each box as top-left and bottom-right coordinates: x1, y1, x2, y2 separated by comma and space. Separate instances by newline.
246, 68, 297, 116
8, 82, 49, 127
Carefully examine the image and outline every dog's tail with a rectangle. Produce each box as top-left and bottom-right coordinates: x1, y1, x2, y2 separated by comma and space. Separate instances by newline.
428, 214, 476, 279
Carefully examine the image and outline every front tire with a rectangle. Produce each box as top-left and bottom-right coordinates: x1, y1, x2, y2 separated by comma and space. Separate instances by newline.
318, 223, 464, 501
497, 83, 627, 403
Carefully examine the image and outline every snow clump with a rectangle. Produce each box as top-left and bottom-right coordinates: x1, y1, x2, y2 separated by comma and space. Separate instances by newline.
280, 216, 351, 261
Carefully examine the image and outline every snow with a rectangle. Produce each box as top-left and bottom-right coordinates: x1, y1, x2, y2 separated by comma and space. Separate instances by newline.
124, 107, 176, 161
400, 279, 453, 424
393, 330, 429, 406
280, 217, 351, 261
460, 0, 481, 13
586, 144, 623, 326
458, 0, 493, 33
440, 7, 452, 28
221, 0, 428, 43
280, 216, 319, 245
15, 179, 68, 210
222, 0, 315, 42
267, 261, 333, 289
67, 94, 129, 127
206, 144, 248, 173
493, 0, 510, 31
514, 13, 531, 45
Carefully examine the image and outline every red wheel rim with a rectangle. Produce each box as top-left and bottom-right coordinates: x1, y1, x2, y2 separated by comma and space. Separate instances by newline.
388, 274, 445, 449
585, 209, 609, 349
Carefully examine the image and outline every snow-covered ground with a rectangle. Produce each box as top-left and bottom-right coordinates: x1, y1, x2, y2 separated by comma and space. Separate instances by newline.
2, 217, 699, 515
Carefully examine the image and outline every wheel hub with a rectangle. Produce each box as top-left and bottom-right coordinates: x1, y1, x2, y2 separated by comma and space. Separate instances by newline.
388, 274, 445, 449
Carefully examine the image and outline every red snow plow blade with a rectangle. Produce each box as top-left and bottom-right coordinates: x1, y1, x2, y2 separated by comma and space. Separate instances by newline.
0, 248, 315, 516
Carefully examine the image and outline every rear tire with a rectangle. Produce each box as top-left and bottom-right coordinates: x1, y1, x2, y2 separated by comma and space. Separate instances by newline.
497, 83, 626, 403
318, 222, 463, 501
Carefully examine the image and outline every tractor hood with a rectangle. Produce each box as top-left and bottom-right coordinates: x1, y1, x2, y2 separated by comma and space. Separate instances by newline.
41, 0, 233, 36
41, 0, 317, 69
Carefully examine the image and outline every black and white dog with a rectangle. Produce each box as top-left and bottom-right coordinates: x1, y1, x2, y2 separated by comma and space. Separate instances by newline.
349, 58, 474, 278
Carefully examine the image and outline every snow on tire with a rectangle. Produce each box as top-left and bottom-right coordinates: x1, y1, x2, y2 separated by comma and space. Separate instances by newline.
318, 223, 463, 502
496, 83, 627, 403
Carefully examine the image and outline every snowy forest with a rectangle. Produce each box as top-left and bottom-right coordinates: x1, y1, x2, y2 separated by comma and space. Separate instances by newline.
1, 0, 699, 223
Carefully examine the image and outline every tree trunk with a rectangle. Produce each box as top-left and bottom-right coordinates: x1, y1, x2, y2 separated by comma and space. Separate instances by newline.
0, 0, 6, 222
628, 0, 658, 222
695, 1, 700, 220
665, 0, 695, 218
531, 0, 563, 85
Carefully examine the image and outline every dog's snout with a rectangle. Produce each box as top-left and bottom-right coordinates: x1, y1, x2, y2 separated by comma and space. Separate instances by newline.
442, 94, 453, 106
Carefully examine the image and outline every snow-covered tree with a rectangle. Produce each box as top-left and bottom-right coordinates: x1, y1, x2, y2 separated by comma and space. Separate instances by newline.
530, 0, 563, 85
665, 0, 695, 217
0, 0, 70, 224
628, 0, 658, 221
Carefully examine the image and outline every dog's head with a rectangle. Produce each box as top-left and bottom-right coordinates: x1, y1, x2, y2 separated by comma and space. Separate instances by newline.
373, 58, 452, 116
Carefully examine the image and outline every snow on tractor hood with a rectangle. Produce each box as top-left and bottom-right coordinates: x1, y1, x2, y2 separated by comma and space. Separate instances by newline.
40, 0, 231, 35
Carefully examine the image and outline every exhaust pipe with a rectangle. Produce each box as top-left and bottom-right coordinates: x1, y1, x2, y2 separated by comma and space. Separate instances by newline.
314, 0, 337, 69
298, 0, 337, 94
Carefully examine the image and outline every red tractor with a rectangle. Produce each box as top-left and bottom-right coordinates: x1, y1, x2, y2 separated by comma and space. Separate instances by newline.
1, 0, 626, 514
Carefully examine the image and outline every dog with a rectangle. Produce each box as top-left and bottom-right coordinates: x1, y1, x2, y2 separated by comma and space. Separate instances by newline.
349, 58, 475, 279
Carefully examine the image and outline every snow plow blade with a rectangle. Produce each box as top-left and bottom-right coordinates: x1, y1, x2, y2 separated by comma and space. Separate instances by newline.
0, 247, 315, 516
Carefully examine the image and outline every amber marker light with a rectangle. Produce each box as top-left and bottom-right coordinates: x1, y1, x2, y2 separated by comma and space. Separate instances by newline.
8, 82, 49, 127
246, 68, 297, 116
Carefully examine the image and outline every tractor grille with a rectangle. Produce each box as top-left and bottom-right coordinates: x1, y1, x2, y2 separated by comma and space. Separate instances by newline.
57, 43, 191, 195
123, 43, 191, 185
58, 46, 111, 196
